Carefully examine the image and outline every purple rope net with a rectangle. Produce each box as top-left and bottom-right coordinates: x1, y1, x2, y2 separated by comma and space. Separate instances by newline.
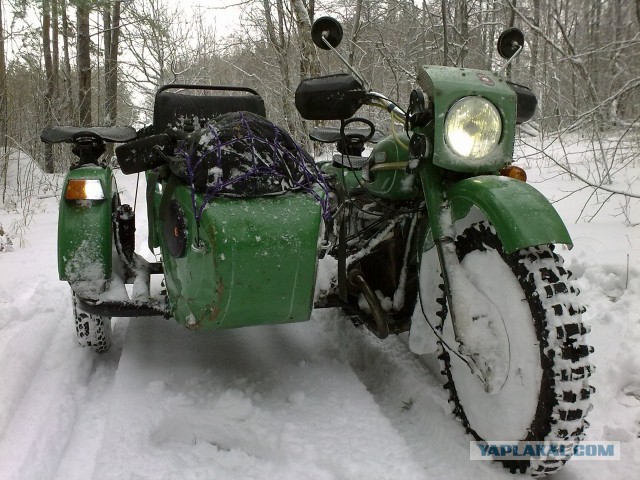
171, 111, 331, 224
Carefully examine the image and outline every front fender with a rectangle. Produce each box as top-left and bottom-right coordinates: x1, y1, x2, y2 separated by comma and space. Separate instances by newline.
58, 166, 114, 283
447, 176, 572, 254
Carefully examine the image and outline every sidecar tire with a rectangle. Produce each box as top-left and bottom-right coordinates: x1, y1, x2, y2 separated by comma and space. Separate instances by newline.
419, 221, 592, 477
72, 293, 112, 353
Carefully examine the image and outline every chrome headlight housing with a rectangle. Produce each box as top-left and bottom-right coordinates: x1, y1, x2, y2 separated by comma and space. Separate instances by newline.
444, 96, 502, 159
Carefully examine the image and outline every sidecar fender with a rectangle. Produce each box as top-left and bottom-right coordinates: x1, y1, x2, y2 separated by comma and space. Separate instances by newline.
58, 166, 114, 284
446, 176, 572, 254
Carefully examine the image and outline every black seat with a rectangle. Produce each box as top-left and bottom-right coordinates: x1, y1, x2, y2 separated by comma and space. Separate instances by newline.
116, 84, 267, 175
153, 84, 266, 134
41, 125, 137, 144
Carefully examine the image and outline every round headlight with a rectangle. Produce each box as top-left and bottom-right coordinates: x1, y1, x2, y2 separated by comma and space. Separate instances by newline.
444, 97, 502, 159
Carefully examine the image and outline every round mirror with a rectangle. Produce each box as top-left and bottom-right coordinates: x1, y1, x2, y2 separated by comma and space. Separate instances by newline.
311, 16, 343, 50
497, 27, 525, 59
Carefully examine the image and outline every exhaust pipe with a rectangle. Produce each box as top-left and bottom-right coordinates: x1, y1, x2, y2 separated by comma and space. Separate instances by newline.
348, 269, 390, 339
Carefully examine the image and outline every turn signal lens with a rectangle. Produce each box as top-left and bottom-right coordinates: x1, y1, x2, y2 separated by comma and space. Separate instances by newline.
65, 179, 105, 200
500, 165, 527, 182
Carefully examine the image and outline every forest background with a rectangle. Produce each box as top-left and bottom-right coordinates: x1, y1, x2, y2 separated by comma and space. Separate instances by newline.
0, 0, 639, 228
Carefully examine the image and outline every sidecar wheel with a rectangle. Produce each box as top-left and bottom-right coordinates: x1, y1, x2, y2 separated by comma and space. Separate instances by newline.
417, 221, 592, 477
72, 293, 112, 353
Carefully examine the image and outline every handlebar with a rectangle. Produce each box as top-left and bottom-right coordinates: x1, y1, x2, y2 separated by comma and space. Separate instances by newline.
366, 92, 406, 119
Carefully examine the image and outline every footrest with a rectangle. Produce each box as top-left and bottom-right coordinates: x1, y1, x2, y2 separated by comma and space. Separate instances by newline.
75, 295, 168, 318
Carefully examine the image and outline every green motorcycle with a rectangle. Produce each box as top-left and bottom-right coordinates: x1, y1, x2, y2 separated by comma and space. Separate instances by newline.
41, 16, 591, 477
296, 17, 593, 477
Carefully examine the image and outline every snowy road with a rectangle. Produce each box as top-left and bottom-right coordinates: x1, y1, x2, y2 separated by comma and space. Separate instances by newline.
94, 316, 432, 480
0, 275, 510, 480
1, 152, 640, 479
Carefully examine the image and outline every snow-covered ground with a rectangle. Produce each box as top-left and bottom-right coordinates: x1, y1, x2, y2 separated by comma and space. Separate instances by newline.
0, 134, 639, 479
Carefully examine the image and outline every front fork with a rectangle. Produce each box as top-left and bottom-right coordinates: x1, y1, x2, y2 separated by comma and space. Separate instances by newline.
419, 160, 509, 393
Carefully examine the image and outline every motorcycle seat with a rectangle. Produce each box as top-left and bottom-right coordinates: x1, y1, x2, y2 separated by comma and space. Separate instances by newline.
153, 87, 266, 134
116, 85, 268, 175
40, 125, 137, 144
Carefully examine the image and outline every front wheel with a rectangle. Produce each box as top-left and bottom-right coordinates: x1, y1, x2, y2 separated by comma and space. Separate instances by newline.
72, 292, 112, 353
416, 221, 593, 477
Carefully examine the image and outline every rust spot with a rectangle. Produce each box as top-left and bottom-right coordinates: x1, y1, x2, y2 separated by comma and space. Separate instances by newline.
210, 278, 225, 324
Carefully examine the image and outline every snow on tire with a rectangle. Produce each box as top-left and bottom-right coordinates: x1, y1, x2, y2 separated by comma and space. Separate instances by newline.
421, 221, 592, 477
72, 293, 112, 353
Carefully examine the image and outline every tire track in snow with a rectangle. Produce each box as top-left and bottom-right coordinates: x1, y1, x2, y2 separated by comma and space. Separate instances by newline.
52, 319, 128, 480
92, 314, 428, 480
0, 289, 124, 480
311, 309, 517, 479
0, 281, 63, 437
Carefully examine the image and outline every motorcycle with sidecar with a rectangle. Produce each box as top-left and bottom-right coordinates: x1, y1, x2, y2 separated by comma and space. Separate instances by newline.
41, 16, 592, 477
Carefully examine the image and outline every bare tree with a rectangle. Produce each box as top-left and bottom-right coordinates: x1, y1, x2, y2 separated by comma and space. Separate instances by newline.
76, 0, 92, 126
61, 0, 75, 121
119, 0, 219, 121
290, 0, 320, 79
0, 0, 636, 189
528, 0, 540, 78
51, 0, 60, 98
441, 0, 449, 66
0, 0, 6, 150
104, 1, 121, 126
42, 0, 56, 171
103, 0, 122, 157
261, 0, 297, 134
348, 0, 363, 66
0, 0, 8, 202
456, 0, 470, 66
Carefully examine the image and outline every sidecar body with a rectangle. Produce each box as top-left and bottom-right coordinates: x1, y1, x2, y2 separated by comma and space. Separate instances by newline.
150, 183, 323, 330
56, 85, 325, 332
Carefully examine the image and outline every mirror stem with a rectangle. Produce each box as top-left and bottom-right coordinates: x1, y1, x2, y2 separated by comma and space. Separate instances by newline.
321, 35, 371, 91
496, 44, 523, 76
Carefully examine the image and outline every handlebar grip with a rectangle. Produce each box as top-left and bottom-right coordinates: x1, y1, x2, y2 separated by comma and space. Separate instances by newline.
115, 134, 172, 175
506, 81, 537, 124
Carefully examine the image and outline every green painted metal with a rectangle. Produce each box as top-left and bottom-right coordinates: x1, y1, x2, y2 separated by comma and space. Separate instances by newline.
418, 157, 449, 242
58, 166, 113, 284
158, 185, 323, 330
319, 161, 363, 192
447, 175, 573, 253
367, 133, 420, 200
415, 66, 517, 174
145, 170, 161, 250
319, 133, 420, 201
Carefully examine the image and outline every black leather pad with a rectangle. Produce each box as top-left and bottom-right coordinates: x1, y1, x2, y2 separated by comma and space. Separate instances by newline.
40, 125, 137, 144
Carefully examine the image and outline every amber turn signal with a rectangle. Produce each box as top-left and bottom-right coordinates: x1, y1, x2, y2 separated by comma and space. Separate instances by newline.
500, 165, 527, 182
64, 179, 105, 200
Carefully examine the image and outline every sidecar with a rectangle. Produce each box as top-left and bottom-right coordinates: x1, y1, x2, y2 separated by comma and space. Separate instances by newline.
51, 85, 326, 352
